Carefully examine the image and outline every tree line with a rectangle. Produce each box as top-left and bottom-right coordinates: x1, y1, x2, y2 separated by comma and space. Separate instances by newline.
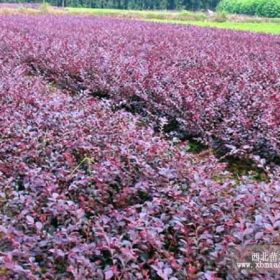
1, 0, 221, 10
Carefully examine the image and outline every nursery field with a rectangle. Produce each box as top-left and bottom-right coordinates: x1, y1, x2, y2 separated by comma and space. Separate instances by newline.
0, 15, 280, 279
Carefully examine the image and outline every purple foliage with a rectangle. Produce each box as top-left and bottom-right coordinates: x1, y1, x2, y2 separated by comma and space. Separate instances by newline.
1, 15, 279, 161
0, 15, 280, 279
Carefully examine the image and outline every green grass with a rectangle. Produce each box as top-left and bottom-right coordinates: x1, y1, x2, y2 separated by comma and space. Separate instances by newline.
148, 19, 280, 34
66, 7, 207, 20
66, 7, 130, 15
204, 21, 280, 34
66, 7, 280, 35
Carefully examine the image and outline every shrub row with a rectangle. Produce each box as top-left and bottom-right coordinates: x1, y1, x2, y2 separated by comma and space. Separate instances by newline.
218, 0, 280, 18
3, 16, 279, 163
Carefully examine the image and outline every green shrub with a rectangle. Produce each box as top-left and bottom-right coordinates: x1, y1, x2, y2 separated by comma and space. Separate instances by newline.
212, 11, 228, 22
39, 2, 51, 13
218, 0, 280, 18
178, 10, 207, 21
256, 0, 280, 17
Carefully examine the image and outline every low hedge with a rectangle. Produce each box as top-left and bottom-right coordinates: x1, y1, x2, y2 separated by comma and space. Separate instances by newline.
218, 0, 280, 18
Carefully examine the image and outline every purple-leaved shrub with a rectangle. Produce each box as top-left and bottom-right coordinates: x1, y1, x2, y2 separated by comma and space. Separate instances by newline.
0, 15, 279, 279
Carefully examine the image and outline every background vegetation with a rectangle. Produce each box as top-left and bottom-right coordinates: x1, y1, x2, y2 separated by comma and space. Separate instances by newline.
218, 0, 280, 18
2, 0, 280, 19
0, 0, 220, 10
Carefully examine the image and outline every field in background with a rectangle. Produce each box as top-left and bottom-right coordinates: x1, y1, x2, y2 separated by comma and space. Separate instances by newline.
0, 4, 280, 34
151, 19, 280, 34
66, 7, 280, 34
